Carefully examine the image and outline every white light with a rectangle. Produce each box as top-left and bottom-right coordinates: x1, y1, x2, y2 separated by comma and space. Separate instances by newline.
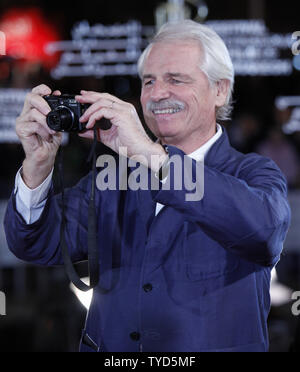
270, 269, 293, 307
70, 277, 93, 310
70, 271, 292, 309
293, 55, 300, 71
275, 96, 300, 110
197, 5, 208, 19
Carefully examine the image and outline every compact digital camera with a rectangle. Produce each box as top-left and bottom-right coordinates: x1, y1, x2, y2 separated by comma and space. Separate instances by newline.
44, 94, 112, 132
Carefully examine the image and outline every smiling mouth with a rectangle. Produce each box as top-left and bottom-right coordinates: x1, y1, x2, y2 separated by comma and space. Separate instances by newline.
152, 108, 183, 115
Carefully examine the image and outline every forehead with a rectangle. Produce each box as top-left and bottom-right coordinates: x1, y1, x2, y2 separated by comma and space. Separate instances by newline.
143, 40, 203, 75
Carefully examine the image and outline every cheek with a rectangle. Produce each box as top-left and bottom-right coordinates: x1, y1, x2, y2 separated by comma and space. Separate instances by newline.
191, 89, 215, 114
140, 94, 149, 115
188, 94, 203, 117
140, 88, 149, 105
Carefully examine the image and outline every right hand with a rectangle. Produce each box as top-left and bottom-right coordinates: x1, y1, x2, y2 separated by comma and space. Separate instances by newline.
16, 84, 62, 189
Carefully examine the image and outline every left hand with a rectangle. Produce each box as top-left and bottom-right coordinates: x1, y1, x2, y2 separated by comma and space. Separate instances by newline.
76, 91, 167, 171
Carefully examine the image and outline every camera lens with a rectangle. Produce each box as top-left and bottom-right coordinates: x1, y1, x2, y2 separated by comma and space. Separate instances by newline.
46, 106, 74, 132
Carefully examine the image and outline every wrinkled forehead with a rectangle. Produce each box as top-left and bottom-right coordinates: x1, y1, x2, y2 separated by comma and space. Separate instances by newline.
143, 40, 204, 75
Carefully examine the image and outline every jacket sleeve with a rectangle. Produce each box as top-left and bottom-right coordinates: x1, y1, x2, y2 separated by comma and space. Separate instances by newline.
4, 171, 95, 266
152, 145, 291, 267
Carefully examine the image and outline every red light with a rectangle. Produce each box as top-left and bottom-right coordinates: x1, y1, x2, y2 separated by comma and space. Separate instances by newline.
0, 8, 60, 69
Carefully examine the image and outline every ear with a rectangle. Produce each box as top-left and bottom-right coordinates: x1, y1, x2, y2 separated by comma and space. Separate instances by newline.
215, 80, 230, 108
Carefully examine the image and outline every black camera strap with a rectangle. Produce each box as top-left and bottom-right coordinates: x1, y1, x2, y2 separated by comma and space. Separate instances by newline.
58, 128, 99, 292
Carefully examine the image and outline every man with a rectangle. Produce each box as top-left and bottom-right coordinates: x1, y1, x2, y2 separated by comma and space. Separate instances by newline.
4, 20, 290, 352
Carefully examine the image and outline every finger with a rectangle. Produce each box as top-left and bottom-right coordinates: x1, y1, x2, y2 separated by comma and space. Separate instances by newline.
22, 92, 51, 116
76, 93, 102, 106
78, 92, 136, 118
86, 108, 115, 129
31, 84, 52, 96
25, 108, 56, 135
77, 91, 124, 105
17, 121, 53, 143
79, 98, 121, 123
22, 84, 56, 116
53, 90, 61, 96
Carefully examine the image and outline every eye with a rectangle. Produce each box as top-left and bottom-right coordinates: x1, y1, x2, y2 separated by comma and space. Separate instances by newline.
144, 79, 154, 86
170, 78, 182, 85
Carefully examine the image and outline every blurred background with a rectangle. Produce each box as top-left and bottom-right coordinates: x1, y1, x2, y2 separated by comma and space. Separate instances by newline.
0, 0, 300, 352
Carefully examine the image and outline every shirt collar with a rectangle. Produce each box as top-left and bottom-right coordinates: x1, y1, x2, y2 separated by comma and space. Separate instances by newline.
156, 123, 223, 162
187, 124, 223, 162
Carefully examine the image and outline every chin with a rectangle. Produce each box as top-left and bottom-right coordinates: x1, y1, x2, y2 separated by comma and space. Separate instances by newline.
152, 125, 174, 137
153, 121, 181, 136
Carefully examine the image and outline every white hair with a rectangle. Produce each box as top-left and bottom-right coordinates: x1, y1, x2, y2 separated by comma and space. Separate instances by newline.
138, 20, 235, 121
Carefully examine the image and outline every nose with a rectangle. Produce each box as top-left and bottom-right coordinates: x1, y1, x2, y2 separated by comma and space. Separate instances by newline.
150, 80, 171, 102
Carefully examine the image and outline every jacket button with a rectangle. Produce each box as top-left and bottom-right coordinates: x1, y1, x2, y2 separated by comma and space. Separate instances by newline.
130, 332, 140, 341
143, 283, 153, 292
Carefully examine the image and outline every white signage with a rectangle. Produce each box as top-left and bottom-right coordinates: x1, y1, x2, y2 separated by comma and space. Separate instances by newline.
46, 19, 295, 79
0, 89, 69, 144
0, 89, 29, 143
275, 96, 300, 134
206, 19, 293, 76
46, 20, 152, 79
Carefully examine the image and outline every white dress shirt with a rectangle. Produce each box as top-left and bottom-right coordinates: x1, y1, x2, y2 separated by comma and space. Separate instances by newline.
14, 168, 54, 224
155, 124, 222, 215
15, 125, 222, 224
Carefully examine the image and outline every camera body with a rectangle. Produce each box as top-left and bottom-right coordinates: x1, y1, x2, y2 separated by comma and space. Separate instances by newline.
45, 94, 112, 133
45, 95, 87, 133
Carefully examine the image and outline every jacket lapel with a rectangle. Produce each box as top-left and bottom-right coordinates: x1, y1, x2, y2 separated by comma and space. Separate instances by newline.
205, 126, 233, 170
135, 126, 233, 234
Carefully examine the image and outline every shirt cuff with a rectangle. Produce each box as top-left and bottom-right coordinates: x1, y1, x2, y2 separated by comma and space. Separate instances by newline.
14, 167, 54, 209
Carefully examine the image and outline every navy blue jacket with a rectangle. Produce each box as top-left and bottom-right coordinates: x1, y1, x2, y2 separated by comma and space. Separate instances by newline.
4, 128, 291, 352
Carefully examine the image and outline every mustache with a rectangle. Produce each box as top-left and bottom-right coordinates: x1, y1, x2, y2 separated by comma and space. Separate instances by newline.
146, 100, 185, 112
